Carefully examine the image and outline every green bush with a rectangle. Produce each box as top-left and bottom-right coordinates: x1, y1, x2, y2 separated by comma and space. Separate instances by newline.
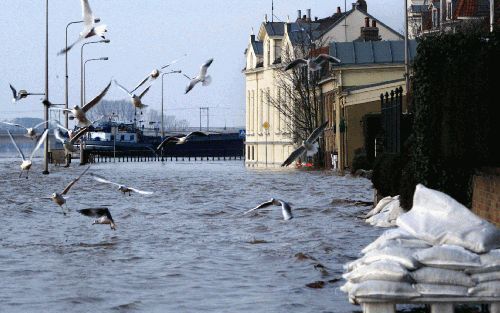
400, 25, 499, 209
371, 153, 402, 197
351, 149, 372, 175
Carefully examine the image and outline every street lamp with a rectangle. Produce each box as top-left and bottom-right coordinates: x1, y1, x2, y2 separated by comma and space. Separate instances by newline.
161, 70, 182, 138
81, 39, 110, 107
65, 17, 100, 129
83, 57, 109, 103
43, 0, 49, 174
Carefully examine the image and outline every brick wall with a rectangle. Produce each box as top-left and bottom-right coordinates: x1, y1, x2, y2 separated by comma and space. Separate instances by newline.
472, 168, 500, 227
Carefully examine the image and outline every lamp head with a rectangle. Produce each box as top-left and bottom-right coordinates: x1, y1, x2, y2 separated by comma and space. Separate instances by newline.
94, 17, 101, 23
101, 57, 109, 61
102, 39, 110, 43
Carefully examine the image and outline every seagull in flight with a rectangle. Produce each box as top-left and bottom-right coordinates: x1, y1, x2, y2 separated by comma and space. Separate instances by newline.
284, 54, 340, 72
91, 174, 153, 196
7, 129, 48, 178
114, 80, 151, 110
58, 0, 107, 55
9, 84, 43, 103
156, 131, 208, 150
281, 120, 329, 167
54, 126, 90, 153
51, 81, 111, 127
78, 208, 116, 230
131, 54, 187, 93
49, 166, 90, 215
185, 58, 214, 94
244, 198, 293, 220
1, 121, 48, 140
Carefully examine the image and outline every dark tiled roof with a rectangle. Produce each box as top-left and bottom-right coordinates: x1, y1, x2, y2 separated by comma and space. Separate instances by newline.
264, 22, 285, 36
410, 4, 429, 13
252, 41, 263, 55
329, 40, 418, 65
454, 0, 490, 18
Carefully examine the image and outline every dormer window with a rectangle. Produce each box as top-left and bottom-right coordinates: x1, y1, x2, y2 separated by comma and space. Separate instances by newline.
266, 39, 271, 67
446, 1, 452, 20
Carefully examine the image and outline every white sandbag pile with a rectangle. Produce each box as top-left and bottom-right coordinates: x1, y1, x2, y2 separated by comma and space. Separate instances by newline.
342, 184, 500, 302
364, 196, 404, 228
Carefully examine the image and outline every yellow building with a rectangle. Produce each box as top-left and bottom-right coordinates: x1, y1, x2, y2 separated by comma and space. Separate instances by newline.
320, 40, 417, 172
243, 2, 405, 168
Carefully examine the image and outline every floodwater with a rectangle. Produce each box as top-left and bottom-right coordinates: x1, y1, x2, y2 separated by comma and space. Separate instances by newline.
0, 158, 382, 313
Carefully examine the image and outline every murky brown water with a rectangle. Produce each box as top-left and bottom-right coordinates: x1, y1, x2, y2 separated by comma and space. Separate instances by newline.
0, 158, 382, 312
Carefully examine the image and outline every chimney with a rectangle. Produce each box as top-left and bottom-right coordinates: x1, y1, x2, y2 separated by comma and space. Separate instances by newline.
337, 6, 342, 14
250, 34, 255, 43
360, 18, 380, 42
297, 10, 302, 20
315, 16, 318, 21
352, 3, 357, 10
265, 14, 268, 23
303, 15, 307, 20
307, 9, 311, 21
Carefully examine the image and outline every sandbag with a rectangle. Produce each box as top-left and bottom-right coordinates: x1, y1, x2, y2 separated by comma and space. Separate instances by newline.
343, 260, 411, 283
396, 184, 500, 253
413, 244, 481, 269
415, 283, 469, 297
366, 198, 404, 228
361, 228, 416, 254
362, 237, 431, 255
466, 249, 500, 274
364, 196, 397, 218
410, 267, 474, 287
468, 281, 500, 297
344, 258, 365, 272
348, 280, 420, 299
363, 246, 421, 270
471, 271, 500, 283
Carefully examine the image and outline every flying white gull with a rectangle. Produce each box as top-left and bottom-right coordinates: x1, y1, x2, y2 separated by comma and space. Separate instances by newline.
58, 0, 107, 55
54, 126, 90, 154
7, 129, 48, 178
1, 121, 48, 140
49, 166, 90, 215
156, 131, 208, 150
78, 208, 116, 230
9, 84, 43, 102
114, 80, 150, 110
131, 54, 187, 93
281, 120, 329, 167
91, 174, 153, 196
244, 198, 293, 220
185, 59, 214, 94
284, 54, 340, 72
51, 81, 111, 127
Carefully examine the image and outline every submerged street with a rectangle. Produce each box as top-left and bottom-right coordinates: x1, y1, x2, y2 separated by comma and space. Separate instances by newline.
0, 160, 380, 312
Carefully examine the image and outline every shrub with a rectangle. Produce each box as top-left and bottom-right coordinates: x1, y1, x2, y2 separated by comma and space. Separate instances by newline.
371, 153, 402, 197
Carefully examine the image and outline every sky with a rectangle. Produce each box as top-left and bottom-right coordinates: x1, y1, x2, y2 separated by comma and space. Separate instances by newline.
0, 1, 404, 128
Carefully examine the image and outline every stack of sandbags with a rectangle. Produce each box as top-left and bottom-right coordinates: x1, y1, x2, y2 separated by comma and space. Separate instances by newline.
364, 196, 404, 228
341, 184, 500, 302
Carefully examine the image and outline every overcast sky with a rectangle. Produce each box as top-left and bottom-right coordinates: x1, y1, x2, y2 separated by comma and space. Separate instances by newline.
0, 1, 404, 128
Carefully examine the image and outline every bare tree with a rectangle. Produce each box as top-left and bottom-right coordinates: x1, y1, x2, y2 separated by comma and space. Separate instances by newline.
143, 109, 190, 131
268, 24, 327, 163
86, 99, 141, 123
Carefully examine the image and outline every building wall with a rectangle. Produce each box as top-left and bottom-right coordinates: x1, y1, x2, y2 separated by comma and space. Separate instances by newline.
472, 168, 500, 227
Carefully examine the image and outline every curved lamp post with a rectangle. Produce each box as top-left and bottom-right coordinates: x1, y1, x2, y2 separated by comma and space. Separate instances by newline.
65, 17, 100, 129
80, 39, 110, 107
83, 57, 109, 103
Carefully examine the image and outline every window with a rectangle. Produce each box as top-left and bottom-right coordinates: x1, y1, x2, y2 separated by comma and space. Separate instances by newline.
251, 146, 255, 160
447, 2, 452, 20
130, 135, 135, 141
259, 89, 263, 132
432, 8, 439, 28
120, 135, 125, 141
247, 146, 251, 159
110, 135, 114, 141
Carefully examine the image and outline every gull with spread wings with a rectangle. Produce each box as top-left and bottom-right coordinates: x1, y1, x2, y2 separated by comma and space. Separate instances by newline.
48, 166, 90, 215
185, 59, 214, 94
1, 121, 48, 140
51, 81, 111, 127
91, 174, 153, 196
78, 208, 116, 230
281, 121, 329, 167
7, 129, 48, 178
284, 54, 340, 72
58, 0, 107, 55
243, 198, 293, 221
156, 131, 208, 150
131, 54, 187, 93
114, 79, 150, 110
54, 126, 90, 154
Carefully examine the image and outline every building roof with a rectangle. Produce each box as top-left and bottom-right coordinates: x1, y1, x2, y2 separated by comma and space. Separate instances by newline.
251, 41, 263, 55
454, 0, 490, 18
410, 4, 429, 13
264, 22, 285, 36
329, 40, 418, 65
